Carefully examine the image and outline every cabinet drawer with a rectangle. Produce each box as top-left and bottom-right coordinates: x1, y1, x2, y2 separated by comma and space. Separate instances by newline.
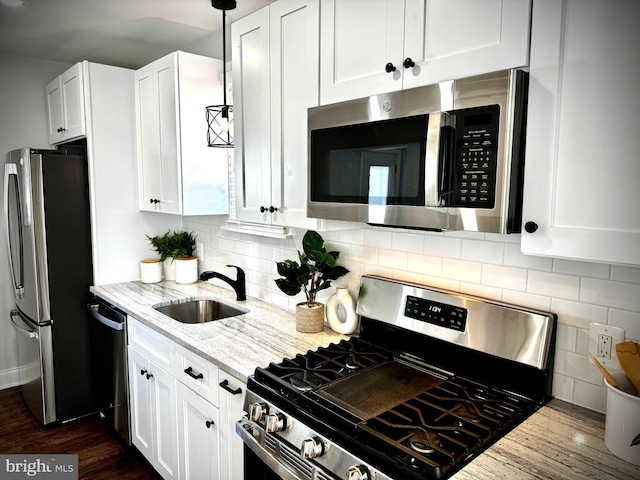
128, 318, 174, 372
175, 343, 220, 407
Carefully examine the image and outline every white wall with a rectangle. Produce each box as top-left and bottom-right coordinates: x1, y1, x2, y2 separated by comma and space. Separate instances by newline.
0, 53, 72, 388
184, 216, 640, 414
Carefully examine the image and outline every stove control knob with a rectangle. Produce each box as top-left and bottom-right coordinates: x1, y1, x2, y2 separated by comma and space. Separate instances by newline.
265, 413, 287, 433
346, 465, 370, 480
300, 437, 325, 459
248, 402, 268, 422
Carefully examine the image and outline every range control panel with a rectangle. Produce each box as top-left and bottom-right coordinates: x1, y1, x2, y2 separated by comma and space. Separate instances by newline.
404, 296, 468, 332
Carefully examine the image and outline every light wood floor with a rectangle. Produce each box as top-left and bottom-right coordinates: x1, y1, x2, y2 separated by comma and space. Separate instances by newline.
0, 386, 161, 479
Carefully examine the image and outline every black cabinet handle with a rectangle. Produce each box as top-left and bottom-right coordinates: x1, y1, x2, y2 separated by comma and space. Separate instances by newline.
385, 62, 396, 73
184, 366, 204, 380
524, 221, 539, 233
403, 57, 415, 68
269, 206, 278, 213
260, 206, 267, 213
140, 369, 146, 376
205, 420, 215, 428
219, 379, 242, 395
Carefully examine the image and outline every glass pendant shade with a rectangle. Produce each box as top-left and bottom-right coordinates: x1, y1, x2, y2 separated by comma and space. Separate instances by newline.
206, 0, 235, 147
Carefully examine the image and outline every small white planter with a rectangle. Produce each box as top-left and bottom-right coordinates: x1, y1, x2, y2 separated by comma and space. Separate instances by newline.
140, 259, 162, 283
163, 258, 176, 281
175, 257, 198, 284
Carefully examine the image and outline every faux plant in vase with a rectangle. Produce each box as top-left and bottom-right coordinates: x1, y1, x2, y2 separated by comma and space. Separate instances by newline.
275, 230, 349, 333
147, 230, 198, 283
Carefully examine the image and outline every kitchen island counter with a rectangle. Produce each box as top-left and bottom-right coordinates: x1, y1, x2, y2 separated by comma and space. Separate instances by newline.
92, 280, 640, 480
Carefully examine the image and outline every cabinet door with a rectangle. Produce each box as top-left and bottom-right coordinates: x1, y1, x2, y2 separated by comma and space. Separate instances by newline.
270, 0, 321, 228
521, 0, 640, 266
135, 55, 181, 214
218, 375, 246, 480
60, 63, 86, 141
232, 7, 273, 223
45, 77, 64, 145
402, 0, 530, 90
177, 382, 221, 480
150, 359, 179, 480
320, 0, 405, 104
128, 347, 153, 461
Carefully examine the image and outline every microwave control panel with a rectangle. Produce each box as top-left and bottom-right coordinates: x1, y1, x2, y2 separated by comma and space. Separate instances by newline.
450, 105, 500, 208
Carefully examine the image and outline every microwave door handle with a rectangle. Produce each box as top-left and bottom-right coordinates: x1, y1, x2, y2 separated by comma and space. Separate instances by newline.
438, 115, 456, 206
4, 164, 25, 298
425, 113, 443, 207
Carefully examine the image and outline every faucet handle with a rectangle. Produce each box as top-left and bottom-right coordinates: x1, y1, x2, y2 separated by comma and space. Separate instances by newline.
225, 265, 246, 301
226, 265, 245, 278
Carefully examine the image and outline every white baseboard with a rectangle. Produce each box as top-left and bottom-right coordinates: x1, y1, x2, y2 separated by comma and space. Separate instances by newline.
0, 366, 22, 390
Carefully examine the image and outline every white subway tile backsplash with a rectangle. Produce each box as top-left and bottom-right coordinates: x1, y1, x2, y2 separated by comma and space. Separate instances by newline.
580, 278, 640, 312
461, 239, 504, 265
481, 264, 527, 291
572, 380, 606, 413
193, 221, 640, 413
442, 258, 482, 283
504, 243, 553, 271
528, 270, 580, 301
552, 258, 610, 279
392, 232, 425, 253
609, 309, 640, 341
611, 264, 640, 284
550, 298, 607, 329
423, 235, 462, 259
378, 249, 408, 270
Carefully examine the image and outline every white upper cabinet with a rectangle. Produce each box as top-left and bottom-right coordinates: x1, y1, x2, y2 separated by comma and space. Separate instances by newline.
46, 63, 86, 144
521, 0, 640, 266
320, 0, 531, 104
134, 51, 229, 215
233, 0, 321, 228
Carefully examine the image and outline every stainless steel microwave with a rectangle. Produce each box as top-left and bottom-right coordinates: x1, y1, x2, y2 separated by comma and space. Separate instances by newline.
307, 69, 528, 233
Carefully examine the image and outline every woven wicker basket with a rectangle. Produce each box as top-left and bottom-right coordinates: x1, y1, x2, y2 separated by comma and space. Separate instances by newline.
296, 303, 325, 333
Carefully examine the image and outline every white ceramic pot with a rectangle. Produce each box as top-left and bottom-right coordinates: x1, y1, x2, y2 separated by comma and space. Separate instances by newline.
604, 378, 640, 465
163, 258, 176, 281
140, 259, 162, 283
326, 287, 358, 334
175, 257, 198, 284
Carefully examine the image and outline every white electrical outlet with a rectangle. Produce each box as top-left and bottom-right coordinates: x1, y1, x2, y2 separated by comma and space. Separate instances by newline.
588, 323, 625, 371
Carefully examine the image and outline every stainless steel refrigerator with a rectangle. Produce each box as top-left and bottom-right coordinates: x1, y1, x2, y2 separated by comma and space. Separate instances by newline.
4, 147, 95, 424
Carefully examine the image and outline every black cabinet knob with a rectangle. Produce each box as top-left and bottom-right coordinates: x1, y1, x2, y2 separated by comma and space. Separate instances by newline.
205, 420, 215, 428
149, 199, 160, 204
403, 57, 415, 68
385, 62, 396, 73
57, 127, 66, 133
260, 206, 267, 213
524, 221, 539, 233
269, 206, 278, 213
140, 369, 147, 376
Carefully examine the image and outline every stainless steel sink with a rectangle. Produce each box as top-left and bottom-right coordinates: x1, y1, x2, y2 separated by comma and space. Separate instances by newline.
154, 299, 247, 324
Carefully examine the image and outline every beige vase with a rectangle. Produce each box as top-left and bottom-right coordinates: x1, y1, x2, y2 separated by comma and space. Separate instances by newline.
296, 302, 325, 333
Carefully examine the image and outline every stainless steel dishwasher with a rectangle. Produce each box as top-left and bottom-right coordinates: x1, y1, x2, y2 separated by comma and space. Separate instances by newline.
87, 296, 129, 444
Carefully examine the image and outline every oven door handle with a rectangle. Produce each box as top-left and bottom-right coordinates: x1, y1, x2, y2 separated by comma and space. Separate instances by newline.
236, 418, 305, 480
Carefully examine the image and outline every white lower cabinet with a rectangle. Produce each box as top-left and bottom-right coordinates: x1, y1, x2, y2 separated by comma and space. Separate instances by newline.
128, 346, 179, 480
127, 318, 246, 480
176, 382, 220, 480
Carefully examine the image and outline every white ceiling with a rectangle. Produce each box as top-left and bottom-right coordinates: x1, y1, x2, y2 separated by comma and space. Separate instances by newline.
0, 0, 271, 69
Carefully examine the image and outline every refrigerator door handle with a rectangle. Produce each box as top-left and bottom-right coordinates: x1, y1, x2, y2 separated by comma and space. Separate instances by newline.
10, 310, 38, 339
4, 163, 25, 299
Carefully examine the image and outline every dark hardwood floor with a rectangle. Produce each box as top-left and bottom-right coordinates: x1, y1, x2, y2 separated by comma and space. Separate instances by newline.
0, 386, 161, 480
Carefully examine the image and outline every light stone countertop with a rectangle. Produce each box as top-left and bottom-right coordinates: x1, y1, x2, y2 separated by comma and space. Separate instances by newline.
91, 280, 640, 480
90, 280, 347, 382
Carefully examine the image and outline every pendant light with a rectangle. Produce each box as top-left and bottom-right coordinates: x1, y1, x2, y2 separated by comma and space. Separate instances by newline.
206, 0, 236, 148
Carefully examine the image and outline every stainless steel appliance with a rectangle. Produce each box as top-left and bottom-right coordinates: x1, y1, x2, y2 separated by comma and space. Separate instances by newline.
4, 147, 95, 424
88, 296, 130, 444
237, 275, 556, 480
308, 69, 528, 233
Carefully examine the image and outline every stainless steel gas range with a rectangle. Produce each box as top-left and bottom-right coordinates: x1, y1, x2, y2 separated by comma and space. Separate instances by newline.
237, 275, 556, 480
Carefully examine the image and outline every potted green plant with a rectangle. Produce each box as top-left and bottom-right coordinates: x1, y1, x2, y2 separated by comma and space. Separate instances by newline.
147, 230, 197, 283
275, 230, 349, 333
